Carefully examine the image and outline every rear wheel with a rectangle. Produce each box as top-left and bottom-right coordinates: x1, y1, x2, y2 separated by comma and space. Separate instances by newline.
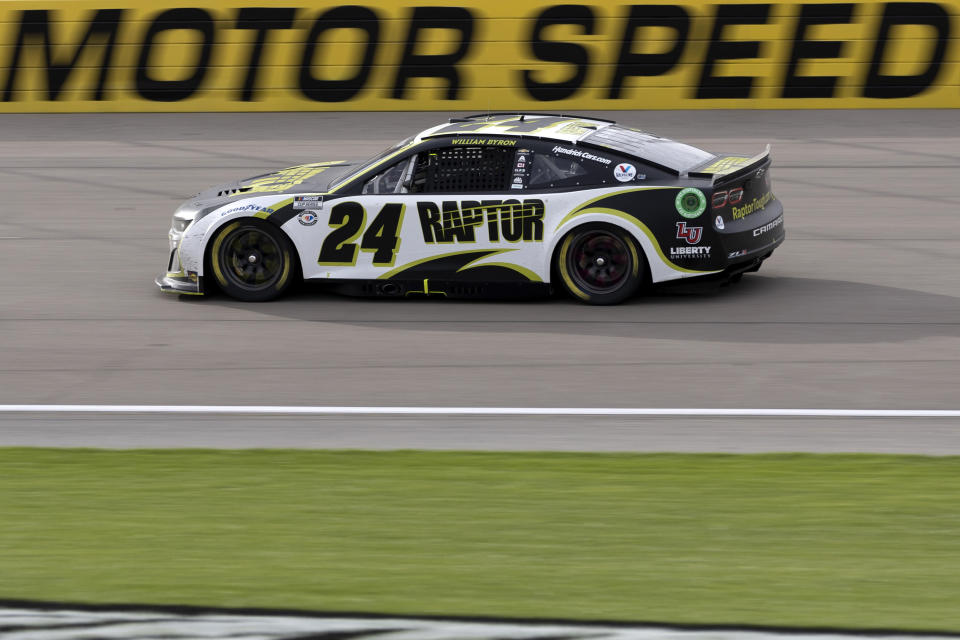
555, 224, 643, 305
210, 219, 297, 301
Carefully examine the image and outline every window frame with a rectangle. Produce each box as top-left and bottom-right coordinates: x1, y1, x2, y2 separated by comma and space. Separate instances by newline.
515, 139, 669, 192
407, 139, 518, 195
361, 155, 418, 195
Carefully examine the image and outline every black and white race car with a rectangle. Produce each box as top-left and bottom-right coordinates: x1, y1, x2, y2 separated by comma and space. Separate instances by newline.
157, 113, 784, 305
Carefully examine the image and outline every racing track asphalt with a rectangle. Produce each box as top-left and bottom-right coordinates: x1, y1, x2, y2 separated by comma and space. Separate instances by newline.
1, 110, 959, 452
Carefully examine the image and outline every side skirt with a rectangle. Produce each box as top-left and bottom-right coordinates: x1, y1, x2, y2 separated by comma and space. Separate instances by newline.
305, 278, 553, 300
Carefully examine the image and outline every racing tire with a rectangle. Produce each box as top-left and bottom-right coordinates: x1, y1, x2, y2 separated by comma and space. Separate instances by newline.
555, 223, 643, 305
209, 219, 298, 302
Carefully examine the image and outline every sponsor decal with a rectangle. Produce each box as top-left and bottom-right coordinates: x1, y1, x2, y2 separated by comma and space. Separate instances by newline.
297, 211, 318, 226
728, 249, 748, 258
676, 221, 702, 245
613, 163, 637, 182
675, 187, 706, 218
6, 604, 953, 640
752, 214, 784, 237
511, 148, 533, 190
671, 245, 711, 257
293, 195, 323, 210
712, 187, 743, 209
733, 191, 775, 220
219, 203, 275, 216
2, 1, 959, 113
715, 215, 725, 230
551, 145, 612, 166
419, 199, 544, 243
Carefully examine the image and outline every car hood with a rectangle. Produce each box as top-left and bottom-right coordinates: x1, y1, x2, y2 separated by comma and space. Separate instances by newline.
183, 160, 355, 218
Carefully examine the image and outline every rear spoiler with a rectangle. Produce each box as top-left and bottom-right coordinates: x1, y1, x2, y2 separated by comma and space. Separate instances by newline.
687, 145, 771, 185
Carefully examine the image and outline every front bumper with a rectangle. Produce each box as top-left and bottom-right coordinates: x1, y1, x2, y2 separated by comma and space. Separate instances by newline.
156, 272, 204, 295
158, 233, 204, 295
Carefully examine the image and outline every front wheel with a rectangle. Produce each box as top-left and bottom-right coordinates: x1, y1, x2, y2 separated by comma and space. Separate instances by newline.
209, 219, 297, 301
555, 224, 643, 305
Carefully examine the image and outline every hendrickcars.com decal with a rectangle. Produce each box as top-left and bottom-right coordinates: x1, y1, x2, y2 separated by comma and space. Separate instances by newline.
2, 0, 960, 112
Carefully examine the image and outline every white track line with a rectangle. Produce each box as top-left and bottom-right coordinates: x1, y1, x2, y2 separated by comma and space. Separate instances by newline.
0, 405, 959, 417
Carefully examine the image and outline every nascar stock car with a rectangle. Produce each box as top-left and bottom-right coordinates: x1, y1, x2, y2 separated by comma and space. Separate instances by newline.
157, 113, 784, 305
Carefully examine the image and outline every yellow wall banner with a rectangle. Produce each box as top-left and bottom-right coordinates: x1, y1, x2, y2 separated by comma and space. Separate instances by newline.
1, 0, 959, 112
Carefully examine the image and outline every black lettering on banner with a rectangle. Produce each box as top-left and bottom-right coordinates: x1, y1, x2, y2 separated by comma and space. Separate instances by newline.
235, 7, 296, 102
522, 5, 594, 101
299, 5, 379, 103
318, 201, 365, 264
863, 2, 949, 99
608, 5, 690, 100
696, 3, 771, 99
392, 6, 474, 100
782, 3, 854, 98
135, 8, 214, 102
3, 9, 123, 102
418, 201, 444, 243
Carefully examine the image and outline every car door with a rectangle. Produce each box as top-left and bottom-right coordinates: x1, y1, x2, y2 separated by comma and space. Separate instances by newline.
352, 139, 551, 283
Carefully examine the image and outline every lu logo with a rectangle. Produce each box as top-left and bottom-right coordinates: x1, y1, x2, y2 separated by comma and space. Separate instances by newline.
676, 222, 702, 245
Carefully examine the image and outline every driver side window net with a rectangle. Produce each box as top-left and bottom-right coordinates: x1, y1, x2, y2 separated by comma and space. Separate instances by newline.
410, 145, 513, 193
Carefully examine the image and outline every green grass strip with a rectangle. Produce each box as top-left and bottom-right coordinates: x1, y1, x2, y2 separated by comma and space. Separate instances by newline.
1, 449, 959, 631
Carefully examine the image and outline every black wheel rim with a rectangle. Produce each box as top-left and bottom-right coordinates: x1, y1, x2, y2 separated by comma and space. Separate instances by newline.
219, 226, 284, 292
567, 230, 631, 295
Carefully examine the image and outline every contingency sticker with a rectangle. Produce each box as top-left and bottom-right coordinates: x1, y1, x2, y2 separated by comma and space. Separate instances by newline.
511, 148, 533, 190
613, 163, 637, 182
293, 195, 324, 209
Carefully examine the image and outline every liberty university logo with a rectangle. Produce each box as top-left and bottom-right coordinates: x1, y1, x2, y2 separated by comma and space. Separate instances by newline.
676, 222, 703, 245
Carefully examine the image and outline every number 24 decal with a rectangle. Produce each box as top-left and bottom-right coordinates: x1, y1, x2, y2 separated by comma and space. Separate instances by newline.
317, 202, 405, 267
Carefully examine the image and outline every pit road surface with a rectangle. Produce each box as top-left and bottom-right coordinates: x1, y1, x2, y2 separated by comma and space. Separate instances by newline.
1, 110, 958, 451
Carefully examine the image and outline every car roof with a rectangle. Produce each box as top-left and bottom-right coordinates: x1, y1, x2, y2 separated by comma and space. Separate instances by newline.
416, 113, 617, 145
415, 113, 716, 174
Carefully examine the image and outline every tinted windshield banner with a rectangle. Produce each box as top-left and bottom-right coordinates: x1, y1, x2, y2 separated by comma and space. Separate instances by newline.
2, 0, 959, 112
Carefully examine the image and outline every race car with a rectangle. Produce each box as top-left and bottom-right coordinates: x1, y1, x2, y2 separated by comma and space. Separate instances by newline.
157, 113, 784, 305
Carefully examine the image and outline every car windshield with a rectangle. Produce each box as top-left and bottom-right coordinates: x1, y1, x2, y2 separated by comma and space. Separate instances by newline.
329, 135, 416, 191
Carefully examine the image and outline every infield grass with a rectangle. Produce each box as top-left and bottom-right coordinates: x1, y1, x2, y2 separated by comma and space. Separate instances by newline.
1, 449, 959, 630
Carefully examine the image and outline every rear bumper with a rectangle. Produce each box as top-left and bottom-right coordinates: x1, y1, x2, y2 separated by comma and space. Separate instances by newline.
723, 224, 784, 264
156, 273, 204, 295
716, 201, 784, 265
